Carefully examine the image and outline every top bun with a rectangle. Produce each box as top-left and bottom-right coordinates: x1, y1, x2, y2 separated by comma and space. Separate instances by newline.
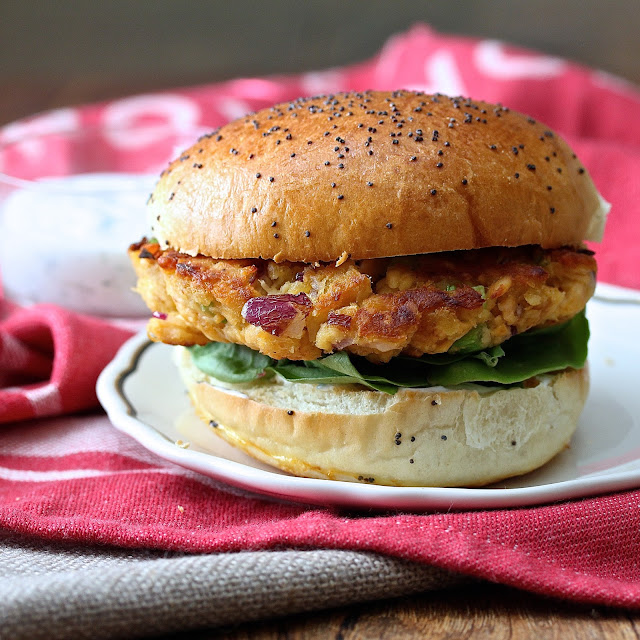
148, 91, 608, 263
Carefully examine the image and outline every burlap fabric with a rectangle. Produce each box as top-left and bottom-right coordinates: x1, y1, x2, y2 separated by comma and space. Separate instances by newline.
0, 533, 464, 639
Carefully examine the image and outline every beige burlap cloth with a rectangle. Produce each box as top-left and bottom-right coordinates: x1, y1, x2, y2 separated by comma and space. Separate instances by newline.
0, 532, 466, 639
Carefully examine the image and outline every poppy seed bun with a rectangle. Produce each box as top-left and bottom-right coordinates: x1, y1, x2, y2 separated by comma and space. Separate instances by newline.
149, 90, 608, 262
175, 347, 589, 487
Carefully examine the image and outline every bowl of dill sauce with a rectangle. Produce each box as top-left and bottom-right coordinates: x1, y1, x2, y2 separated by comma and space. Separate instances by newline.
0, 123, 204, 316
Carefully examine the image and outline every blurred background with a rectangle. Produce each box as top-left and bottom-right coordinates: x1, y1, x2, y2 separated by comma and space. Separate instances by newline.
1, 0, 639, 125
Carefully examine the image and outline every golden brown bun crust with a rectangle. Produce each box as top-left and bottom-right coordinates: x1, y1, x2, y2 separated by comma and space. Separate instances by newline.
176, 347, 589, 487
149, 91, 605, 262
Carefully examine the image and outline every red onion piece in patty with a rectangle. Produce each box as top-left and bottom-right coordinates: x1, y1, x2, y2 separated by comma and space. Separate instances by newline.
242, 293, 311, 336
326, 312, 352, 328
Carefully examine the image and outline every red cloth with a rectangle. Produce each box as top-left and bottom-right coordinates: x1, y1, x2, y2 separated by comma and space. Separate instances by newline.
0, 306, 132, 422
1, 24, 640, 608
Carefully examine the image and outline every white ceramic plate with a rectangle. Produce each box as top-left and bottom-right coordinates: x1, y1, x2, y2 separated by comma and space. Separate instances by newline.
97, 283, 640, 511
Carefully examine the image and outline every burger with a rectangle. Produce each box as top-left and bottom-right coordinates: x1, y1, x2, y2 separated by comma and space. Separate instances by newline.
128, 90, 608, 487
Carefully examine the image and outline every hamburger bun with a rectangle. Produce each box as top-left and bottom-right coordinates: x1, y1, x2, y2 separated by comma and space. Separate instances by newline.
176, 346, 588, 487
149, 91, 607, 263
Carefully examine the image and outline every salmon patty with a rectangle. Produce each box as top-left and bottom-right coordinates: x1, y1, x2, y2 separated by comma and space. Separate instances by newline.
129, 241, 596, 363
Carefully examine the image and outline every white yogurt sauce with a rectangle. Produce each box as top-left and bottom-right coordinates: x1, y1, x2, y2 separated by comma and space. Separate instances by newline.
0, 173, 155, 316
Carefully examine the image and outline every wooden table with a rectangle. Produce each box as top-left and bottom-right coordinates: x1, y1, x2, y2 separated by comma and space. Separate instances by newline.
214, 584, 638, 639
3, 79, 637, 639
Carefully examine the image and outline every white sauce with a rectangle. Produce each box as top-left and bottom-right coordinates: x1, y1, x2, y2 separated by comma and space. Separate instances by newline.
0, 173, 155, 316
586, 191, 611, 243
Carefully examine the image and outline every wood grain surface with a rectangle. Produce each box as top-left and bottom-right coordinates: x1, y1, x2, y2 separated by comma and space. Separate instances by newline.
4, 79, 640, 640
169, 583, 640, 639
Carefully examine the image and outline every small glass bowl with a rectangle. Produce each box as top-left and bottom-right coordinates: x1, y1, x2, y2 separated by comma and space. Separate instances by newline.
0, 122, 206, 316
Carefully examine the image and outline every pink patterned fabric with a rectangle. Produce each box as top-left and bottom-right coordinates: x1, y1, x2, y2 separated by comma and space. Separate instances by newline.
1, 24, 640, 607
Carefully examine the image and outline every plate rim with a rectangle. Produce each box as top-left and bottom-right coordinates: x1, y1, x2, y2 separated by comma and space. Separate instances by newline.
97, 282, 640, 510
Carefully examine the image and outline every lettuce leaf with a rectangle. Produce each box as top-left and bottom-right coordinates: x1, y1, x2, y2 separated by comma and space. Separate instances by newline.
273, 352, 400, 394
420, 310, 588, 386
189, 341, 274, 383
188, 310, 589, 394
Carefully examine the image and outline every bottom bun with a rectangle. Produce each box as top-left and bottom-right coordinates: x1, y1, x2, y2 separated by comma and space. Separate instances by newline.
175, 347, 589, 487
